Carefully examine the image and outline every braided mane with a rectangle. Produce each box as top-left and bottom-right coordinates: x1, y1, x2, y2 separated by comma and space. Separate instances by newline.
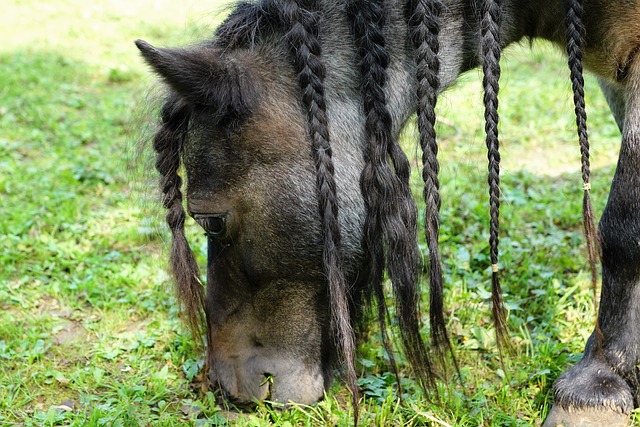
278, 0, 360, 420
564, 0, 602, 358
565, 0, 599, 301
406, 0, 448, 357
480, 0, 508, 348
152, 96, 205, 340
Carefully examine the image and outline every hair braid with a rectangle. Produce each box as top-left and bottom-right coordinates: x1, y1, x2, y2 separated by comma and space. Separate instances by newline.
348, 0, 433, 389
480, 0, 508, 348
566, 0, 599, 302
279, 1, 359, 420
406, 0, 451, 356
153, 98, 205, 342
353, 18, 390, 393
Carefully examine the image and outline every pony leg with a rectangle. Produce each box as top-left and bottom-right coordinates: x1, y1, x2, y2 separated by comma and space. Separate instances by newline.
598, 77, 626, 132
544, 61, 640, 427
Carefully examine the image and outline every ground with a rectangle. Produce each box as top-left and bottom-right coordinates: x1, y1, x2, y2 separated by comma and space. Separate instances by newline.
0, 0, 631, 425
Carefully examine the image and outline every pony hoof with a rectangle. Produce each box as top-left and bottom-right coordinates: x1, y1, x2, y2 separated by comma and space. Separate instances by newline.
542, 405, 630, 427
543, 357, 633, 427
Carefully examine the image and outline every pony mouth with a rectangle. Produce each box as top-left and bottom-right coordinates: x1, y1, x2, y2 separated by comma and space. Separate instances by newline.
260, 373, 274, 402
217, 373, 274, 409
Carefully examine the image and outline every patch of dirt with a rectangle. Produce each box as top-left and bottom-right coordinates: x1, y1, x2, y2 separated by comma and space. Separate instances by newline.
36, 295, 63, 314
52, 321, 88, 345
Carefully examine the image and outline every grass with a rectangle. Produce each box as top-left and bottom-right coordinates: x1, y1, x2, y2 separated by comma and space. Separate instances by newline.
0, 0, 632, 425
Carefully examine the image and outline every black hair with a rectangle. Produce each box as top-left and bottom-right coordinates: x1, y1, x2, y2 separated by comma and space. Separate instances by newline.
279, 0, 360, 421
480, 0, 509, 347
153, 96, 205, 341
566, 0, 600, 301
348, 0, 436, 393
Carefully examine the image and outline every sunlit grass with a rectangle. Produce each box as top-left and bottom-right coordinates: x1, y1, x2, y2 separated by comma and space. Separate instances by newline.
0, 0, 634, 425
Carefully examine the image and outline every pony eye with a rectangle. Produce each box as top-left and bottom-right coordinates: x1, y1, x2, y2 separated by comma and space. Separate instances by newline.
194, 214, 227, 237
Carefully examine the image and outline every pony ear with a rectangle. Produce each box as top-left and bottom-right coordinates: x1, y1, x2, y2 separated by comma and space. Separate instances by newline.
135, 39, 258, 118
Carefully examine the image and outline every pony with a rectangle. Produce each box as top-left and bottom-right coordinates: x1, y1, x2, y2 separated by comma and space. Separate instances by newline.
136, 0, 640, 425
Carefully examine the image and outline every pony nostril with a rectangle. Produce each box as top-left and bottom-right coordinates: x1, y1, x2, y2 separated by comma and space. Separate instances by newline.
252, 335, 264, 348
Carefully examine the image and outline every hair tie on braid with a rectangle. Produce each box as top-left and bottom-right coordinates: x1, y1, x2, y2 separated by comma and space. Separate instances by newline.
583, 182, 591, 191
492, 264, 499, 273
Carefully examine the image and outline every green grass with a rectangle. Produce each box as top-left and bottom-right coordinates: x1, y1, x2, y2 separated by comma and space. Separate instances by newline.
0, 1, 632, 425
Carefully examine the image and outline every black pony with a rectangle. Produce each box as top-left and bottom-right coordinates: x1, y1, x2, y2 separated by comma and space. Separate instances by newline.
137, 0, 640, 425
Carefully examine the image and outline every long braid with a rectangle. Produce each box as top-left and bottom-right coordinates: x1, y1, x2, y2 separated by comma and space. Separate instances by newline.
348, 0, 386, 351
153, 97, 205, 341
566, 0, 600, 304
406, 0, 451, 356
280, 1, 359, 421
348, 0, 433, 389
348, 0, 388, 341
480, 0, 508, 347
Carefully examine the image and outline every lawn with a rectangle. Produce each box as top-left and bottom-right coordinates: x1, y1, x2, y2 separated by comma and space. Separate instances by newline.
0, 0, 630, 425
